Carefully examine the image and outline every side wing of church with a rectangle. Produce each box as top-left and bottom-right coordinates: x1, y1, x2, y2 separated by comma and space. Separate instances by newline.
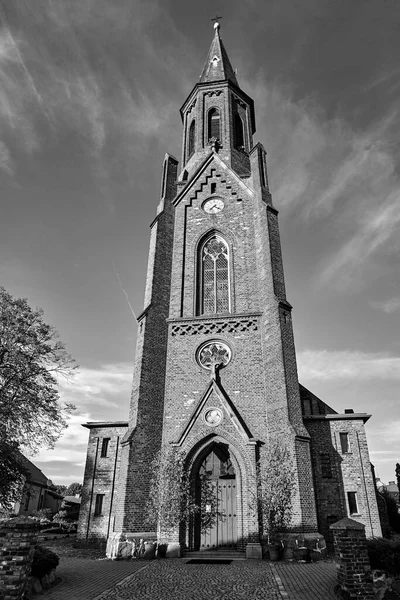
77, 23, 382, 556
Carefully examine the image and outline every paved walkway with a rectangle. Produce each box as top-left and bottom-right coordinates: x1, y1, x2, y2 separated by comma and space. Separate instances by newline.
272, 561, 337, 599
42, 556, 337, 600
41, 558, 150, 600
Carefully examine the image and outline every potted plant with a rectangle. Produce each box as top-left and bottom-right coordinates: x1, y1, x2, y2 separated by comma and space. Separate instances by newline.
292, 538, 308, 562
251, 439, 296, 562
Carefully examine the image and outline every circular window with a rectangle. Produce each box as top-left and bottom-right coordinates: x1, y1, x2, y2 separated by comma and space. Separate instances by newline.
204, 408, 223, 427
196, 340, 232, 370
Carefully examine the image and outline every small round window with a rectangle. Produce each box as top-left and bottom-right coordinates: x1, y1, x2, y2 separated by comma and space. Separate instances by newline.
196, 340, 232, 370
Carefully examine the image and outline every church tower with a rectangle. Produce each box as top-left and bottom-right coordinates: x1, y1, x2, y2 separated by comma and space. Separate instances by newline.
78, 22, 382, 556
113, 21, 318, 556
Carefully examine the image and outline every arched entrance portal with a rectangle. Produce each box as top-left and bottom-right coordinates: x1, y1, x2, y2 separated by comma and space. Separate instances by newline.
193, 443, 238, 551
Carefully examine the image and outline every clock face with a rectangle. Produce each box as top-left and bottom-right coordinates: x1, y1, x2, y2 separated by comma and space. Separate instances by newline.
203, 198, 224, 214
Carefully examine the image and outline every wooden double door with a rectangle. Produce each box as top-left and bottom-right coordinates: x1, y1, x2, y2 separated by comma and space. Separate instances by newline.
194, 446, 238, 551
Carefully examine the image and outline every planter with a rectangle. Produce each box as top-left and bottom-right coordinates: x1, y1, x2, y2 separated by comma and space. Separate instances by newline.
142, 541, 156, 559
156, 543, 167, 558
268, 544, 282, 561
293, 547, 308, 562
311, 549, 323, 562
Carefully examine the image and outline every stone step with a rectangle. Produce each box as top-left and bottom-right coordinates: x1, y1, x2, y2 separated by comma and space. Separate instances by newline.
183, 550, 246, 560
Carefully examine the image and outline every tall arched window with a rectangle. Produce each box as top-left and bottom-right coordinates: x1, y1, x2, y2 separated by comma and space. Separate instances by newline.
234, 113, 244, 149
199, 235, 230, 314
208, 108, 221, 141
188, 120, 195, 159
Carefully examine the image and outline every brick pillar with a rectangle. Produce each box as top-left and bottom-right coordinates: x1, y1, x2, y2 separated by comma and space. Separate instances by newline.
330, 517, 374, 599
0, 517, 40, 600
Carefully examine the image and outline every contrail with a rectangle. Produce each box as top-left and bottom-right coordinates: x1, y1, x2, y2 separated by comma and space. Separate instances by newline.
111, 261, 138, 324
5, 27, 44, 108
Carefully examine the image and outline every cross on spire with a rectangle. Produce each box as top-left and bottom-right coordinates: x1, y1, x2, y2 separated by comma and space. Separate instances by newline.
211, 15, 222, 31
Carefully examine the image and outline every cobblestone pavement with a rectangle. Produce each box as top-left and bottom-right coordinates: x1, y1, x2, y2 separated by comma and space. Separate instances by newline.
94, 559, 283, 600
42, 558, 150, 600
272, 561, 337, 599
42, 556, 337, 600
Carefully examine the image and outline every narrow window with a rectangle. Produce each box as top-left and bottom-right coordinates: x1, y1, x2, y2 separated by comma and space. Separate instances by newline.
340, 432, 350, 453
208, 108, 220, 141
320, 452, 332, 479
24, 491, 31, 511
258, 149, 266, 188
101, 438, 110, 458
347, 492, 358, 515
199, 235, 230, 315
160, 160, 167, 198
211, 182, 216, 194
188, 120, 195, 159
94, 494, 105, 516
234, 113, 244, 149
38, 493, 44, 510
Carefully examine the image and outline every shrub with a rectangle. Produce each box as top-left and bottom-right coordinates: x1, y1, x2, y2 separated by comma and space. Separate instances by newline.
366, 538, 400, 575
31, 545, 59, 580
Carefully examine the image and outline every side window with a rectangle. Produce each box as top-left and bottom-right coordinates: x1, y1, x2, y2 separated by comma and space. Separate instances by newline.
234, 113, 244, 149
347, 492, 358, 515
188, 120, 195, 159
101, 438, 110, 458
320, 452, 332, 479
339, 432, 350, 453
94, 494, 105, 516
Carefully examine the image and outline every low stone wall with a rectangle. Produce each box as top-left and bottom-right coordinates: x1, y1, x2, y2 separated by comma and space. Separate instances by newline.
330, 517, 374, 599
0, 517, 40, 600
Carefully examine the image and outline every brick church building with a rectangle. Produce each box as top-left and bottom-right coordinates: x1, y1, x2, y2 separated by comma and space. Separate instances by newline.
77, 23, 382, 557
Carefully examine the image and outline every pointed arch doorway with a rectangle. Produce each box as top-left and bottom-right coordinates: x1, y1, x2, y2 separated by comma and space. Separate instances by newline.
192, 442, 238, 551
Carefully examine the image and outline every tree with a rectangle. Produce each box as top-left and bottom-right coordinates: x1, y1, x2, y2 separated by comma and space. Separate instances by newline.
251, 439, 296, 544
0, 287, 77, 510
145, 448, 219, 545
145, 448, 198, 540
54, 485, 68, 497
66, 482, 82, 497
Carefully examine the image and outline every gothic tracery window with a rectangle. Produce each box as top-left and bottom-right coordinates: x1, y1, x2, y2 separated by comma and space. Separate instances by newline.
199, 235, 230, 315
208, 108, 221, 142
188, 120, 195, 159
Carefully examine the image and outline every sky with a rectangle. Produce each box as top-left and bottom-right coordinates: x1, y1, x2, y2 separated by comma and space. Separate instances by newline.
0, 0, 399, 486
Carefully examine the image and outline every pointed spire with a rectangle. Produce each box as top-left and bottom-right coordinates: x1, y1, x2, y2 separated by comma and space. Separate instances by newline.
199, 21, 239, 86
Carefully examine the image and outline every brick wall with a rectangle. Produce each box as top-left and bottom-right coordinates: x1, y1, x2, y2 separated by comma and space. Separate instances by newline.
331, 517, 374, 599
0, 517, 40, 600
113, 154, 178, 534
305, 415, 382, 541
77, 423, 128, 541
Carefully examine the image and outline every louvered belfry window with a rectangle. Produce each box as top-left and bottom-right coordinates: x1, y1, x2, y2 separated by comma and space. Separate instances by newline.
234, 113, 244, 149
208, 108, 221, 141
201, 236, 230, 314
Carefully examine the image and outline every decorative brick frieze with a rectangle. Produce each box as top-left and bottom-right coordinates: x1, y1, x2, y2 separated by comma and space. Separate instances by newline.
169, 313, 260, 336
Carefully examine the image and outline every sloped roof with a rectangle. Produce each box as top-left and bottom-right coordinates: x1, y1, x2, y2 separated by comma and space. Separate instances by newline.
199, 24, 238, 86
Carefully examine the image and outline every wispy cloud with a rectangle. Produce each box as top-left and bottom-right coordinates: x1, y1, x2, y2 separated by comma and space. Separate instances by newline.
0, 0, 188, 176
298, 349, 400, 382
57, 363, 132, 414
371, 297, 400, 314
249, 80, 400, 290
30, 362, 132, 483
